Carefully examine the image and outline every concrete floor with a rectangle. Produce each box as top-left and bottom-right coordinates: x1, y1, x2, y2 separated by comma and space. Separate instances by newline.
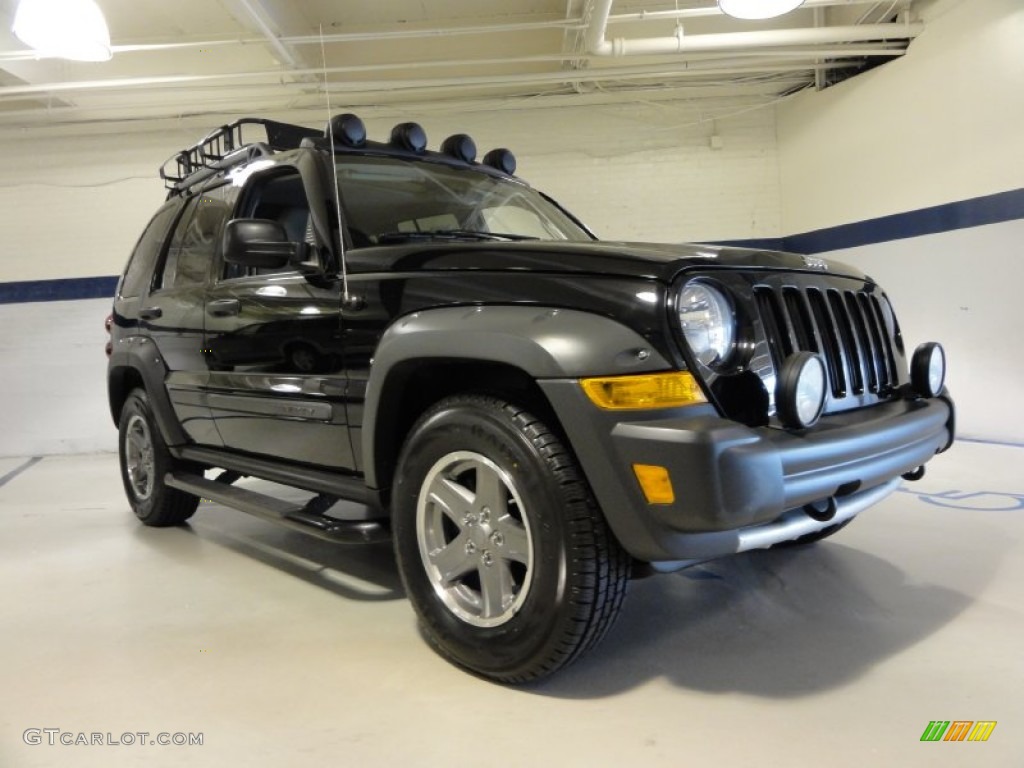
1, 441, 1021, 767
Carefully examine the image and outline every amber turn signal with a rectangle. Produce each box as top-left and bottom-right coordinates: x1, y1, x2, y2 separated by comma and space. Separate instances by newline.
580, 371, 706, 410
632, 464, 675, 505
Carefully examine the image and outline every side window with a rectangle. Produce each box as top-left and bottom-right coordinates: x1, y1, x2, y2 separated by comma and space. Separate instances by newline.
226, 170, 312, 279
156, 187, 233, 291
118, 202, 181, 298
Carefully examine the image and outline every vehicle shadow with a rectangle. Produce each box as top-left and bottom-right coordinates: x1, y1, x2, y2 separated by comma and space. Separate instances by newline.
131, 495, 1009, 697
530, 536, 1007, 699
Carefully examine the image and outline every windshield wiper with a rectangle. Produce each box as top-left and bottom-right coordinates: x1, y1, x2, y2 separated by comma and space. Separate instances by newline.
374, 229, 539, 244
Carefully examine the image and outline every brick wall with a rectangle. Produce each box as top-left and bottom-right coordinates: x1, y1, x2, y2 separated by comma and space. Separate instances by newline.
0, 101, 780, 284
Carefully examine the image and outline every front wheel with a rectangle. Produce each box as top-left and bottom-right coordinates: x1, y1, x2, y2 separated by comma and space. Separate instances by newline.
392, 395, 630, 683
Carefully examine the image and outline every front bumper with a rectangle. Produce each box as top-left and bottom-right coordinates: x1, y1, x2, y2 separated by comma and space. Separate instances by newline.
540, 381, 954, 563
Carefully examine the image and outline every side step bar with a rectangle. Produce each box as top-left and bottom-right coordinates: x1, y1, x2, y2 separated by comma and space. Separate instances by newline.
165, 472, 390, 545
173, 445, 380, 508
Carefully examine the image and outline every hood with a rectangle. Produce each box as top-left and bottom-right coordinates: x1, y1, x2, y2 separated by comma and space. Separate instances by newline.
346, 239, 868, 283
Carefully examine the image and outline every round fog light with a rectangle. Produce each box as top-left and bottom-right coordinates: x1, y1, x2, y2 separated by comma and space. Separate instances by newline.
777, 352, 827, 429
911, 342, 946, 397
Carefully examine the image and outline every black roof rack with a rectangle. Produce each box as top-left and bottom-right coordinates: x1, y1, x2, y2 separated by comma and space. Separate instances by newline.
160, 118, 322, 194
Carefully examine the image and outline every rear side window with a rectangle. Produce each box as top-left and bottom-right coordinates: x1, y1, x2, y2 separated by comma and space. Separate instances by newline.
118, 202, 181, 298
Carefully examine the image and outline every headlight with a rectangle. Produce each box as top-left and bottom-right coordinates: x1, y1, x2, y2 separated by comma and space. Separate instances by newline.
677, 281, 735, 367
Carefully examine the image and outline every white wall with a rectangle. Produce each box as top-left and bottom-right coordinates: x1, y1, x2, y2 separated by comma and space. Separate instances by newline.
492, 105, 781, 243
822, 220, 1024, 444
0, 299, 115, 455
0, 131, 189, 282
0, 102, 780, 457
778, 0, 1023, 232
0, 104, 780, 287
778, 0, 1024, 443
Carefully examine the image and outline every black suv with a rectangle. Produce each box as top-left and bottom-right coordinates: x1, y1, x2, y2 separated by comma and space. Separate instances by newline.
107, 115, 954, 683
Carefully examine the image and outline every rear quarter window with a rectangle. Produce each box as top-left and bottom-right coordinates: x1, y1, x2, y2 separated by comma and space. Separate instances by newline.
118, 202, 182, 298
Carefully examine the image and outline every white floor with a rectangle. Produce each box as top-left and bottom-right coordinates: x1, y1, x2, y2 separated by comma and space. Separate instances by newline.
0, 442, 1021, 767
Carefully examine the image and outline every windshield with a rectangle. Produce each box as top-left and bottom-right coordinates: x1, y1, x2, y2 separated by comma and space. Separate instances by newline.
335, 155, 592, 247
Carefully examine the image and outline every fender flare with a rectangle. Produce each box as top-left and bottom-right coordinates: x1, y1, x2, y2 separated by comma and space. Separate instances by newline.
362, 305, 671, 489
107, 337, 188, 447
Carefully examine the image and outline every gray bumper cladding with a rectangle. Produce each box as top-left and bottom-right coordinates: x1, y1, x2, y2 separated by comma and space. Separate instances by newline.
541, 379, 953, 563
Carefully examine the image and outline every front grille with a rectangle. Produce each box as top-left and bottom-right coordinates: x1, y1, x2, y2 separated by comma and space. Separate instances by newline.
754, 284, 900, 404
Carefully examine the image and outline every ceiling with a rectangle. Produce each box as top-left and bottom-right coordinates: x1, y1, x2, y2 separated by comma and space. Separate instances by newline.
0, 0, 923, 130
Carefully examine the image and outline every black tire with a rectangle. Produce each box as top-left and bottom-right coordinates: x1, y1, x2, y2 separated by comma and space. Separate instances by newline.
392, 395, 630, 684
771, 518, 852, 548
118, 389, 199, 527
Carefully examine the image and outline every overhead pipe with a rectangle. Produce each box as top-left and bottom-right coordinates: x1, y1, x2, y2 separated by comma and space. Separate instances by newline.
585, 0, 922, 57
605, 0, 901, 23
0, 80, 829, 128
814, 5, 826, 91
0, 41, 905, 101
612, 0, 910, 22
233, 0, 303, 70
0, 58, 860, 101
0, 1, 903, 60
0, 1, 909, 61
316, 62, 861, 96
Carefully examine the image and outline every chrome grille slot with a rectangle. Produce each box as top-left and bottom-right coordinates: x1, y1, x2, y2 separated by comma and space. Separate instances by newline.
782, 287, 816, 353
807, 289, 846, 398
754, 283, 900, 408
845, 291, 879, 393
828, 289, 864, 395
755, 288, 791, 362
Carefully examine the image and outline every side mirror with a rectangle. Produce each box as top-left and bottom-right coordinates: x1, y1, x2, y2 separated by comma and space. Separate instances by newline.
222, 219, 299, 269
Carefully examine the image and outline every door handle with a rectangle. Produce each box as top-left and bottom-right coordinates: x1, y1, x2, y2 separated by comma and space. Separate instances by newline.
208, 299, 241, 317
139, 307, 162, 320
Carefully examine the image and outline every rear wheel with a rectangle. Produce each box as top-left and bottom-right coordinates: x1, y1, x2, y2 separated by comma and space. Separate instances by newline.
392, 395, 630, 683
118, 389, 199, 527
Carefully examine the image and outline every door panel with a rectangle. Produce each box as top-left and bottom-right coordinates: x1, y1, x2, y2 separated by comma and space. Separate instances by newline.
204, 273, 353, 468
143, 189, 234, 447
142, 287, 222, 446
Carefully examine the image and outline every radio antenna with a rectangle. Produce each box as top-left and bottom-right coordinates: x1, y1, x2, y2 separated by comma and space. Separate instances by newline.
319, 24, 350, 305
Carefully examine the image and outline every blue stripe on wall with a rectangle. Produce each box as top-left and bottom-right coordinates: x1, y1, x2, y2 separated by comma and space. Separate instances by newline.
720, 187, 1024, 255
0, 276, 118, 305
1, 188, 1022, 304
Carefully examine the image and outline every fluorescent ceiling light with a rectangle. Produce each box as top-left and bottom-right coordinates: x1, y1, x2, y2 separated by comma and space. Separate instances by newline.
718, 0, 805, 20
12, 0, 112, 62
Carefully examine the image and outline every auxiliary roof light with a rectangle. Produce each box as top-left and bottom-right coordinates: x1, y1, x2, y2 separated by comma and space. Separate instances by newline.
12, 0, 112, 62
441, 133, 477, 163
718, 0, 804, 20
482, 148, 516, 176
328, 113, 366, 147
390, 122, 428, 153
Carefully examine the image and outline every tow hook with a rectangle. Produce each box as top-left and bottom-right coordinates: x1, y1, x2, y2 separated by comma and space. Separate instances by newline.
803, 496, 837, 522
902, 466, 926, 482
